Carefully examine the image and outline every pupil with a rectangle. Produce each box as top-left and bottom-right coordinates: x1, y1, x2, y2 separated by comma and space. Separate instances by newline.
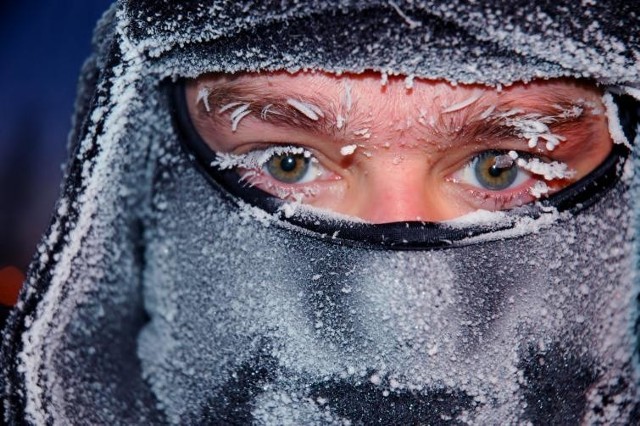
488, 165, 503, 177
280, 156, 297, 172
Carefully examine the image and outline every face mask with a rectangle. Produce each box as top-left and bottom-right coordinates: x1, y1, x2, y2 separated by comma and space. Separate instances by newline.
2, 2, 639, 424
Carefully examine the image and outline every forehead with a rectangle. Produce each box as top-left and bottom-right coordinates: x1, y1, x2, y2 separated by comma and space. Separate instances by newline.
194, 72, 602, 112
192, 72, 603, 137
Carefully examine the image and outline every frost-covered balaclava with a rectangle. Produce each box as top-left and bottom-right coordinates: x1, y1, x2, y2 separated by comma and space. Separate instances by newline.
2, 1, 640, 424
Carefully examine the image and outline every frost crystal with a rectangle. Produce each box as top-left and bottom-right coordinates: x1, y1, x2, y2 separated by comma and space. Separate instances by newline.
219, 101, 243, 113
404, 74, 415, 90
516, 158, 576, 180
380, 72, 388, 86
353, 128, 371, 138
493, 154, 514, 168
387, 1, 422, 29
8, 2, 640, 426
287, 99, 324, 121
212, 146, 311, 170
196, 87, 211, 112
340, 144, 357, 156
479, 104, 497, 120
229, 103, 251, 131
529, 181, 550, 198
442, 92, 482, 113
602, 92, 632, 149
342, 80, 352, 112
503, 114, 567, 151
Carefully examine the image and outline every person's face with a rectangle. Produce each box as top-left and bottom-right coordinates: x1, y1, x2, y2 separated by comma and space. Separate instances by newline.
185, 72, 612, 223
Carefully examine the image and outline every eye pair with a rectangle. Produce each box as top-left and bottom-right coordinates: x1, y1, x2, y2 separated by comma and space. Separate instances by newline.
250, 147, 538, 194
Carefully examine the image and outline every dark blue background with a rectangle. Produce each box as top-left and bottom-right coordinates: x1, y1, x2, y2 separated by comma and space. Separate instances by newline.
0, 1, 113, 272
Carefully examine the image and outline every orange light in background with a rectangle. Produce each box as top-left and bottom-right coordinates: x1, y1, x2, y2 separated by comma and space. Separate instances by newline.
0, 266, 24, 307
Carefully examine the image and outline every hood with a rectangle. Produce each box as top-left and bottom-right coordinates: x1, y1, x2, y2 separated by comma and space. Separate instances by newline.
2, 1, 640, 424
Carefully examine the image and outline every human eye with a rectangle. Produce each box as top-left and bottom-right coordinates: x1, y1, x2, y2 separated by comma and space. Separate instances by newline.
262, 148, 317, 184
450, 150, 576, 210
212, 145, 340, 199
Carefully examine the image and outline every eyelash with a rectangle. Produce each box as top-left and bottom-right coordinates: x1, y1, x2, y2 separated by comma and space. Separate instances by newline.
229, 145, 568, 209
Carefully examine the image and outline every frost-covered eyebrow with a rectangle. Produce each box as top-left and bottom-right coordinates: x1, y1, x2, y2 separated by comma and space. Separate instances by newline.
194, 80, 599, 147
194, 83, 356, 138
430, 94, 599, 146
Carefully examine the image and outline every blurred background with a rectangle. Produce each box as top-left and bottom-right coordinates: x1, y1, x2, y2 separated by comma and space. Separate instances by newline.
0, 1, 113, 309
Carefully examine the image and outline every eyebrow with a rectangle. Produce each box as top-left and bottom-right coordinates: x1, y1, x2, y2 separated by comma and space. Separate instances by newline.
421, 91, 599, 152
195, 82, 361, 139
194, 80, 599, 149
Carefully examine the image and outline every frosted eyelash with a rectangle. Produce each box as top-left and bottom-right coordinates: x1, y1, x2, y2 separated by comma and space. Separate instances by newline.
211, 146, 313, 170
490, 151, 575, 181
515, 157, 576, 180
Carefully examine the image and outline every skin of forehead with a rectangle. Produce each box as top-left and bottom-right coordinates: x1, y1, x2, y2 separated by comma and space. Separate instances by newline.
193, 71, 605, 151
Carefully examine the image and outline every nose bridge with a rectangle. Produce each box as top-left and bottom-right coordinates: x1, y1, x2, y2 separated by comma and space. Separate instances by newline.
353, 154, 441, 223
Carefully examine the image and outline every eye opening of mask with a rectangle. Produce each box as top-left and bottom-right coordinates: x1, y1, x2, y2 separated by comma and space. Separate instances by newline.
170, 79, 634, 250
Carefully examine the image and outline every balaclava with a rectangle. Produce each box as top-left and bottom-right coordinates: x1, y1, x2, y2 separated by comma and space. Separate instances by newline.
2, 1, 640, 424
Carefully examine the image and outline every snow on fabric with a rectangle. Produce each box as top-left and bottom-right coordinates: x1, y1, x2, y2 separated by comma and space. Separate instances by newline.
1, 1, 639, 425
